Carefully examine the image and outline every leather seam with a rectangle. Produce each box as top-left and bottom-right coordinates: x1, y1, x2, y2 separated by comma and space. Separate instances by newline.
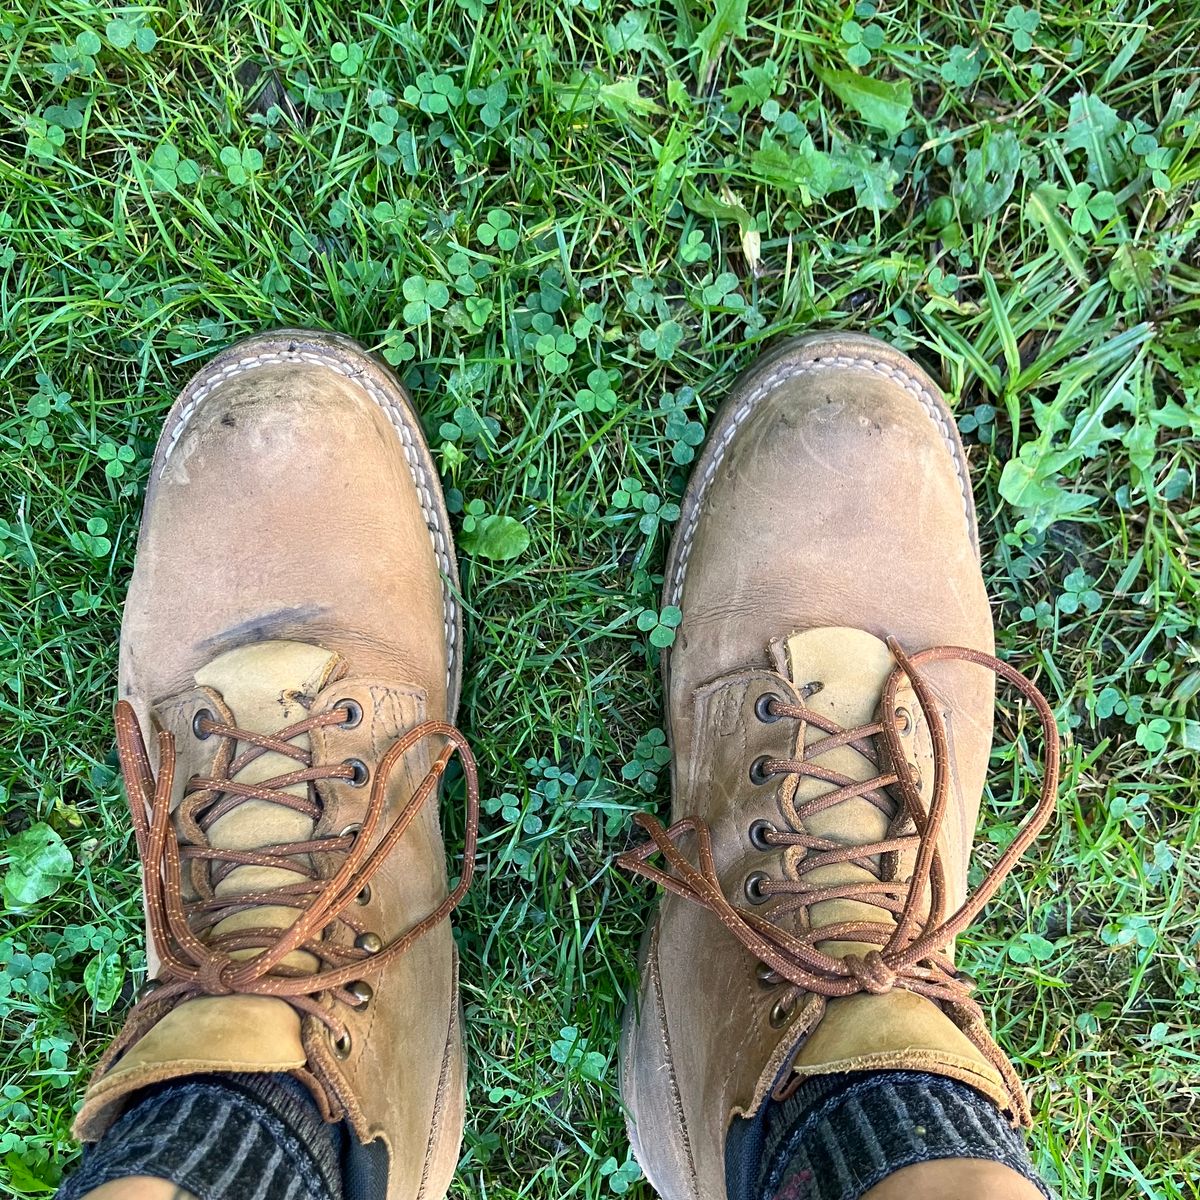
158, 348, 457, 692
646, 927, 701, 1197
665, 355, 972, 610
417, 948, 460, 1199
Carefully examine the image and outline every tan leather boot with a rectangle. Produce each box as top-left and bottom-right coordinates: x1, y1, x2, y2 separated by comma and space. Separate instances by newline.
75, 330, 478, 1200
618, 334, 1058, 1199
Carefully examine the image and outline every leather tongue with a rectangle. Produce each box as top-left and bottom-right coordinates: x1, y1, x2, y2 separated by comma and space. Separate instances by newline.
789, 990, 1010, 1110
769, 627, 897, 959
74, 995, 309, 1139
192, 641, 346, 970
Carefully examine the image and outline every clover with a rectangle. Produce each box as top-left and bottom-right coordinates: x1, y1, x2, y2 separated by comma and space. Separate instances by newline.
218, 146, 263, 186
401, 274, 450, 324
330, 41, 364, 77
636, 604, 683, 649
1003, 5, 1040, 52
660, 398, 705, 465
535, 330, 576, 374
697, 271, 744, 309
621, 727, 672, 792
106, 16, 157, 52
467, 77, 508, 128
404, 71, 462, 115
574, 367, 618, 414
149, 142, 200, 189
941, 45, 981, 88
638, 319, 684, 362
478, 209, 519, 251
368, 104, 400, 145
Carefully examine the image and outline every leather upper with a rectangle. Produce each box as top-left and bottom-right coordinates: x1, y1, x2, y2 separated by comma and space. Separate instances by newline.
622, 335, 1014, 1200
77, 331, 467, 1200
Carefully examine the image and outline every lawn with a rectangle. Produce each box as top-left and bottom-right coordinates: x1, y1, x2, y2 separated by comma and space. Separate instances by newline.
2, 0, 1199, 1196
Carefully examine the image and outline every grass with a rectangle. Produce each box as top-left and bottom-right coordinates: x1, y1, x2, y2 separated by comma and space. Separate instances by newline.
1, 0, 1199, 1196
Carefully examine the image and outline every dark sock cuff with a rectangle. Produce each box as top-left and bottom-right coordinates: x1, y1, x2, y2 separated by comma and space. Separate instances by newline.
58, 1073, 342, 1200
748, 1072, 1054, 1200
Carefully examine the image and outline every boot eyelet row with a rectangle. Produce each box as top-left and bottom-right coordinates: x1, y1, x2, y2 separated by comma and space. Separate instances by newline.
744, 871, 770, 904
755, 692, 783, 723
192, 708, 215, 740
748, 819, 777, 851
336, 698, 363, 729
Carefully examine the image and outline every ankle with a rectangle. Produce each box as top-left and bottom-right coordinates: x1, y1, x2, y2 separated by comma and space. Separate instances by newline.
861, 1158, 1047, 1199
733, 1070, 1052, 1200
74, 1180, 198, 1200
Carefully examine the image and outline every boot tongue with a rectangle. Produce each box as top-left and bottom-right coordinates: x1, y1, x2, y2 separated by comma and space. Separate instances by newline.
769, 627, 899, 958
768, 629, 1009, 1109
192, 640, 347, 970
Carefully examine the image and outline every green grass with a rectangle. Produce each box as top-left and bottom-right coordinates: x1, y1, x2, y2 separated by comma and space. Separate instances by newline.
2, 0, 1199, 1196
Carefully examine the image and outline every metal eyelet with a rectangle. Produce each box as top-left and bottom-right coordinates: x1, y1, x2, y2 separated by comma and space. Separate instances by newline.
339, 823, 361, 839
354, 931, 382, 954
744, 871, 771, 904
748, 756, 774, 786
755, 692, 783, 723
748, 819, 777, 851
344, 758, 369, 787
355, 884, 372, 906
769, 993, 797, 1027
346, 979, 373, 1008
336, 698, 363, 729
330, 1029, 352, 1058
755, 962, 783, 988
192, 708, 215, 740
895, 706, 913, 735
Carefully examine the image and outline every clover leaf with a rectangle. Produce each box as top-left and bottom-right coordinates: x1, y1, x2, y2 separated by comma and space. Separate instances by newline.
401, 275, 451, 324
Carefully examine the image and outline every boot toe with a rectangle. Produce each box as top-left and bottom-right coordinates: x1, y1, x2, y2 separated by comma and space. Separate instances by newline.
121, 334, 458, 714
668, 336, 991, 692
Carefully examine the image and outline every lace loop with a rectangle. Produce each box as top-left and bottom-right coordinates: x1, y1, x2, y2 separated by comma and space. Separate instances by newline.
617, 639, 1059, 1014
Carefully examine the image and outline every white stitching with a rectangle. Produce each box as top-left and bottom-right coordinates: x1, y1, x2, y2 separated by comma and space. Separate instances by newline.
159, 348, 458, 691
665, 354, 973, 608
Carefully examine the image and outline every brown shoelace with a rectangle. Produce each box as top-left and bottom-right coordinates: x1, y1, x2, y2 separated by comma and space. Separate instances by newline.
618, 640, 1059, 1014
105, 698, 479, 1058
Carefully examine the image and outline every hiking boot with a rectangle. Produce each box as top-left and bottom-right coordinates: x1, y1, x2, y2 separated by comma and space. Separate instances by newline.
618, 333, 1057, 1199
75, 330, 478, 1200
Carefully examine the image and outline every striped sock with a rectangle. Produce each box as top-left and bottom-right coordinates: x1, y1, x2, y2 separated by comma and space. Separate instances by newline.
727, 1071, 1053, 1200
58, 1073, 342, 1200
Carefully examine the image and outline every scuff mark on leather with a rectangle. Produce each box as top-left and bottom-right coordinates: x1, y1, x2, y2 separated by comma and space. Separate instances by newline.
194, 606, 330, 653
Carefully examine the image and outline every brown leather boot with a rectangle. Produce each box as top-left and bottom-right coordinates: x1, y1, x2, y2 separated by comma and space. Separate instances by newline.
618, 333, 1058, 1199
75, 330, 478, 1200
